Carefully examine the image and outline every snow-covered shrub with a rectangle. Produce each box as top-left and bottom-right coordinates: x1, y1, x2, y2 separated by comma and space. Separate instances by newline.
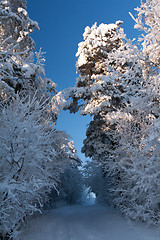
107, 104, 160, 225
46, 164, 83, 208
58, 165, 83, 205
0, 96, 73, 239
108, 0, 160, 224
83, 161, 113, 205
89, 86, 160, 225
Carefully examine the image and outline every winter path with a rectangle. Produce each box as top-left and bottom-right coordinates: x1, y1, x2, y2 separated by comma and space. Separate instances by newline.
21, 205, 160, 240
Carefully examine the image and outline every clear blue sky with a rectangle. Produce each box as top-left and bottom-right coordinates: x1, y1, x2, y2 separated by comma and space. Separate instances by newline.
27, 0, 141, 164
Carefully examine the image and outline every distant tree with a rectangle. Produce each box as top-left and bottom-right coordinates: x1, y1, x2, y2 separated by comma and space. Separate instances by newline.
83, 160, 114, 205
46, 162, 83, 209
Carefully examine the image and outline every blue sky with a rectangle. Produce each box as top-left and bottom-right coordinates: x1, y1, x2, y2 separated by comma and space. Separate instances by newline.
27, 0, 141, 163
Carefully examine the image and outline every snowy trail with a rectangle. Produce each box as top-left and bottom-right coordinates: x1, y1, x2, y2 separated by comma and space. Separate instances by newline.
22, 205, 160, 240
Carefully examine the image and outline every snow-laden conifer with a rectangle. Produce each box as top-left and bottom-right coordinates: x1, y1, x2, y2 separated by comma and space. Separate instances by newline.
66, 20, 143, 162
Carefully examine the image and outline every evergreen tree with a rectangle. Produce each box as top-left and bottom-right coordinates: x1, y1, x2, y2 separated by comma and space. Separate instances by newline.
66, 20, 143, 162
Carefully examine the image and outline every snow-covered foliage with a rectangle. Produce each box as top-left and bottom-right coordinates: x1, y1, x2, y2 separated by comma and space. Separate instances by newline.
66, 0, 160, 227
56, 164, 83, 205
83, 161, 113, 205
130, 0, 160, 65
83, 90, 160, 225
67, 21, 143, 116
0, 0, 39, 58
0, 1, 82, 239
0, 0, 57, 123
46, 164, 83, 209
66, 19, 144, 161
0, 96, 79, 239
112, 111, 160, 225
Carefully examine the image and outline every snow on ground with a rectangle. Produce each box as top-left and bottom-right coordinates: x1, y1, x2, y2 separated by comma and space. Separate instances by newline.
21, 205, 160, 240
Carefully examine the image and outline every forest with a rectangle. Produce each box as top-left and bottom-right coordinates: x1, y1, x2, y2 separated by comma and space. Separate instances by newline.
0, 0, 160, 239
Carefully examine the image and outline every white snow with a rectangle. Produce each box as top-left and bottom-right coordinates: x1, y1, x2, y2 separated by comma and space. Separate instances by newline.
77, 53, 87, 67
18, 7, 28, 16
22, 205, 160, 240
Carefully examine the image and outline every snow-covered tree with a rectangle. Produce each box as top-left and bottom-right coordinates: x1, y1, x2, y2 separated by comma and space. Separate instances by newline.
67, 20, 143, 114
106, 0, 160, 225
65, 20, 144, 216
46, 163, 83, 209
105, 100, 160, 225
130, 0, 160, 66
0, 0, 57, 123
66, 0, 160, 227
0, 1, 83, 239
83, 160, 114, 205
130, 0, 160, 117
66, 20, 143, 162
0, 0, 41, 60
0, 96, 80, 239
